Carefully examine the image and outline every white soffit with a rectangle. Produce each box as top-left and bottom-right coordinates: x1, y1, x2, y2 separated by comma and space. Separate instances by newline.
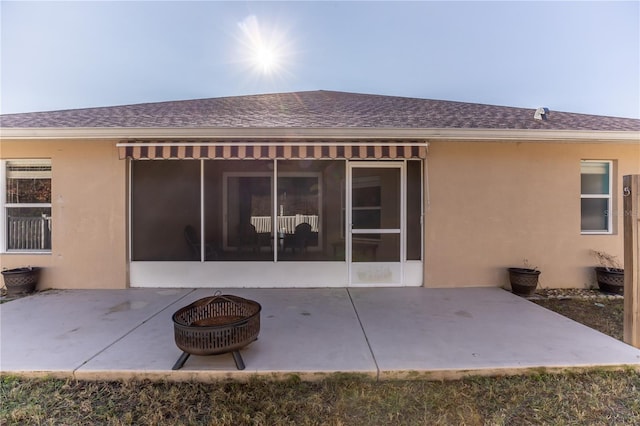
0, 127, 639, 143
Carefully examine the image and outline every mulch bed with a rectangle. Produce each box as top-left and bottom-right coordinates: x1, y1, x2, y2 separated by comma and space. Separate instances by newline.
529, 288, 623, 300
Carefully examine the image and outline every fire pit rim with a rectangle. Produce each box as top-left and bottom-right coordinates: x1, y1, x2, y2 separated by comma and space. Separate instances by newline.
171, 294, 262, 328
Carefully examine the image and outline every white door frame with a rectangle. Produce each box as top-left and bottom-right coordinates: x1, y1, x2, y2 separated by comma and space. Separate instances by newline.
347, 162, 405, 286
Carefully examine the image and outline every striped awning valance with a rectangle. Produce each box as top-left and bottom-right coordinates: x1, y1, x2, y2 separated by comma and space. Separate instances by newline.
117, 140, 427, 160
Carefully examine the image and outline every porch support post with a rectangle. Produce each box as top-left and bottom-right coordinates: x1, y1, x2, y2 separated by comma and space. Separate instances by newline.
623, 175, 640, 348
422, 157, 430, 288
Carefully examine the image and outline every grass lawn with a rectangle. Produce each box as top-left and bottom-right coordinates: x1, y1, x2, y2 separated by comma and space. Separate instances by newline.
2, 297, 639, 425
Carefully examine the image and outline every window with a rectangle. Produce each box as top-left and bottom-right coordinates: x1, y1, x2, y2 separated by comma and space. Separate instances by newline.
581, 160, 612, 234
2, 159, 52, 252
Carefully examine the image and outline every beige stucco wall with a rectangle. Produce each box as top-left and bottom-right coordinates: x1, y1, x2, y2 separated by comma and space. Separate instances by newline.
2, 137, 638, 290
1, 139, 127, 289
424, 140, 640, 289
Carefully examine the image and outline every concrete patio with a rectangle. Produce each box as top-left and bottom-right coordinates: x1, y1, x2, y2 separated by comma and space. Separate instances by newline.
1, 287, 639, 382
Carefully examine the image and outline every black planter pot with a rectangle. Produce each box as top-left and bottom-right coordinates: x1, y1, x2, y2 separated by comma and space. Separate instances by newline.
508, 268, 541, 296
594, 267, 624, 295
1, 267, 41, 297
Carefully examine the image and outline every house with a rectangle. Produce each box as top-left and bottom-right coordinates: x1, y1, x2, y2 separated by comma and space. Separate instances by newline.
1, 90, 638, 290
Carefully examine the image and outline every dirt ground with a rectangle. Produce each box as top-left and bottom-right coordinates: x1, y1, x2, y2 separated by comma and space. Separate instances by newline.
529, 290, 624, 340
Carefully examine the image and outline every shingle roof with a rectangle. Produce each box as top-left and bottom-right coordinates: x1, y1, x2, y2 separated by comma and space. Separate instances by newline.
1, 90, 639, 131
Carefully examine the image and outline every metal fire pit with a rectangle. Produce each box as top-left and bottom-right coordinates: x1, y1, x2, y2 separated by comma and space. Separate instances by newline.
171, 294, 261, 370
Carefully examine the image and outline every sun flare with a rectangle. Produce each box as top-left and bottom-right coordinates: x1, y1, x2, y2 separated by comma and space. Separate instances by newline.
237, 15, 290, 76
255, 46, 277, 73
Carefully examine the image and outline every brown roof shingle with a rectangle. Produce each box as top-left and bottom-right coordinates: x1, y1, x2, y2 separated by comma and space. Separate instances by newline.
1, 90, 639, 131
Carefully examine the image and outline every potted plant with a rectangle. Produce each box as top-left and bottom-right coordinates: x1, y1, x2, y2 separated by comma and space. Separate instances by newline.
591, 250, 624, 295
508, 259, 541, 297
1, 266, 41, 297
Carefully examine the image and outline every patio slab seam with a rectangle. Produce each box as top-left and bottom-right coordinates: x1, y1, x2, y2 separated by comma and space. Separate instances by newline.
346, 288, 381, 380
70, 289, 198, 379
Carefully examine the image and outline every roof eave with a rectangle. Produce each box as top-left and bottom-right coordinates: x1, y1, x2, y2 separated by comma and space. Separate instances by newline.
1, 127, 638, 143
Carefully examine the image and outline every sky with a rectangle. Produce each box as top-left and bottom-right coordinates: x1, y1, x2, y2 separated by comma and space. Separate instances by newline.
1, 1, 639, 119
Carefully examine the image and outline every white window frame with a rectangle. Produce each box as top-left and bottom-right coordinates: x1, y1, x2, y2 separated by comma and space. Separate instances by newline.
580, 160, 613, 235
1, 159, 53, 253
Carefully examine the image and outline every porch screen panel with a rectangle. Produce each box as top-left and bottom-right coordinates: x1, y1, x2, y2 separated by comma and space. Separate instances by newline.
406, 161, 422, 260
131, 161, 200, 261
203, 160, 275, 261
225, 174, 273, 261
351, 167, 401, 264
277, 160, 345, 261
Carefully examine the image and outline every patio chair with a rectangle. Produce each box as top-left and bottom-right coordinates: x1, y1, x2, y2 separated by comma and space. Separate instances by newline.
284, 222, 312, 254
237, 222, 260, 253
184, 225, 217, 260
